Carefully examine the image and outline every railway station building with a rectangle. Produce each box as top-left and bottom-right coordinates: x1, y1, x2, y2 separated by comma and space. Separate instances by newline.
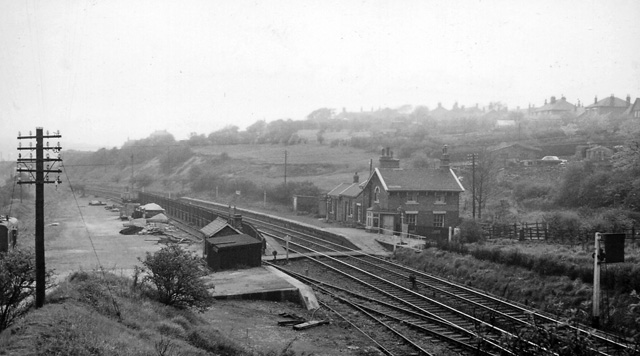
325, 146, 465, 241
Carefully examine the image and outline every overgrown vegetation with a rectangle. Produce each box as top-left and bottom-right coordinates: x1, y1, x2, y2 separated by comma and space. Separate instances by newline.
0, 249, 54, 332
1, 271, 306, 355
138, 245, 214, 311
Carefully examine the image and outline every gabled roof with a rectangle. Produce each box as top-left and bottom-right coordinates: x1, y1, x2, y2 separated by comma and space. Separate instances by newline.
586, 96, 629, 108
586, 145, 613, 153
371, 167, 464, 192
327, 182, 361, 198
201, 217, 240, 238
489, 142, 542, 152
534, 98, 575, 113
622, 98, 640, 116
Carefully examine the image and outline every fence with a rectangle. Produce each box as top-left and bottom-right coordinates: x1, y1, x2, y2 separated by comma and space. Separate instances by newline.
482, 222, 638, 244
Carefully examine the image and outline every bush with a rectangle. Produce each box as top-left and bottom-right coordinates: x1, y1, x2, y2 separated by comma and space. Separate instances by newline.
458, 219, 484, 243
0, 249, 54, 332
138, 245, 214, 311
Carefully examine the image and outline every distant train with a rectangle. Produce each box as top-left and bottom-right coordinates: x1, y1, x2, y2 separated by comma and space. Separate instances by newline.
0, 216, 18, 252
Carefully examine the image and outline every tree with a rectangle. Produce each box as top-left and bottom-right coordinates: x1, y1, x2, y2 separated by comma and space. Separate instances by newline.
1, 249, 54, 332
473, 152, 499, 219
138, 245, 214, 311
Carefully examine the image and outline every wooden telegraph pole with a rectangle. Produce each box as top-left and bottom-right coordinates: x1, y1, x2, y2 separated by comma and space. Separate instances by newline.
16, 128, 62, 308
467, 153, 478, 219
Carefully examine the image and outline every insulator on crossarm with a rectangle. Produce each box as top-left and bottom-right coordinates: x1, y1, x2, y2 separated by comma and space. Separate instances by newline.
18, 153, 21, 159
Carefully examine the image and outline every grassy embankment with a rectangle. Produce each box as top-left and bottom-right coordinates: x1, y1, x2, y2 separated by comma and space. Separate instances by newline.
396, 240, 640, 338
0, 271, 300, 356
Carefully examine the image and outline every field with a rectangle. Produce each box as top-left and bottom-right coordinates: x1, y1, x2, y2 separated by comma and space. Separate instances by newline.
191, 143, 375, 191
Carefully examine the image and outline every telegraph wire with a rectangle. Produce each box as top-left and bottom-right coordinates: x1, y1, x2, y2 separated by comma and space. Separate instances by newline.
62, 163, 122, 321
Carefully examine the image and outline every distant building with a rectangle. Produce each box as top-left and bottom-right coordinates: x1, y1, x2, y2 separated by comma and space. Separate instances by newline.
623, 97, 640, 119
585, 95, 631, 116
488, 142, 543, 167
533, 96, 576, 116
585, 145, 614, 162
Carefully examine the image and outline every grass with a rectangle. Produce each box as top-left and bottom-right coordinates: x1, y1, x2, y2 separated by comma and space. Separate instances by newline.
0, 271, 302, 356
396, 243, 640, 337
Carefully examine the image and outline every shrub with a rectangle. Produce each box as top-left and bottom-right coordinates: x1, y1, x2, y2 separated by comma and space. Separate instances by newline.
0, 249, 54, 332
138, 245, 214, 311
458, 219, 484, 243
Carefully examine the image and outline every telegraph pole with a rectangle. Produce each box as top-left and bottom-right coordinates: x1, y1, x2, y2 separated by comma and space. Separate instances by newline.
284, 150, 288, 185
467, 153, 478, 219
16, 128, 62, 308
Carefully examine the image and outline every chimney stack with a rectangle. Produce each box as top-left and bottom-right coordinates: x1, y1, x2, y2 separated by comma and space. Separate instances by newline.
627, 94, 631, 104
595, 96, 598, 104
232, 214, 243, 230
550, 96, 556, 104
379, 147, 400, 169
353, 172, 359, 183
440, 145, 450, 170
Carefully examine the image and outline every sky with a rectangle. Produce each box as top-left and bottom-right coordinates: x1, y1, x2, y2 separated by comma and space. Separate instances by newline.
1, 0, 639, 158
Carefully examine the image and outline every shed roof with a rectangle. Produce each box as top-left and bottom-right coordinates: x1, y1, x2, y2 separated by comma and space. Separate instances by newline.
207, 234, 261, 249
201, 217, 240, 238
373, 167, 464, 192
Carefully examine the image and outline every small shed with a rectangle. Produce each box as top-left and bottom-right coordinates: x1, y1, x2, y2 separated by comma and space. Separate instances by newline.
204, 234, 262, 271
586, 145, 613, 162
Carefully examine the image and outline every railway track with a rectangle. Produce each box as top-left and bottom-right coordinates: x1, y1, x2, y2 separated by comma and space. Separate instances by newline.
89, 191, 637, 355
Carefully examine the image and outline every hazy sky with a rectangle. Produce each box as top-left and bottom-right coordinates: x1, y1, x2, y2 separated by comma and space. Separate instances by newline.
1, 0, 639, 157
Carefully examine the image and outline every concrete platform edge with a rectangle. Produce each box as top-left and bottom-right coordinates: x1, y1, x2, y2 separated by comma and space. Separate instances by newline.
265, 266, 320, 310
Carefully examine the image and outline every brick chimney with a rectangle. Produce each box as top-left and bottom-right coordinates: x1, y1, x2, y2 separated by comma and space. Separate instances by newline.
353, 172, 359, 183
595, 96, 598, 104
232, 214, 243, 230
379, 147, 400, 169
550, 96, 556, 104
610, 94, 615, 106
440, 145, 450, 170
627, 94, 631, 104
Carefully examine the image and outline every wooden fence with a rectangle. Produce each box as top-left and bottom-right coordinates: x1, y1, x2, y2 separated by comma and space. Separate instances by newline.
482, 222, 638, 244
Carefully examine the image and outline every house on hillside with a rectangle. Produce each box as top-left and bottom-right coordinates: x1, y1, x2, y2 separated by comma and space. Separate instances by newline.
488, 142, 543, 167
585, 95, 631, 116
623, 98, 640, 119
533, 96, 576, 117
585, 145, 614, 162
430, 102, 450, 120
359, 146, 464, 240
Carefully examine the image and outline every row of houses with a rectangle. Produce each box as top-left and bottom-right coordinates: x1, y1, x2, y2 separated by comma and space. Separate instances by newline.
430, 94, 640, 121
326, 146, 464, 239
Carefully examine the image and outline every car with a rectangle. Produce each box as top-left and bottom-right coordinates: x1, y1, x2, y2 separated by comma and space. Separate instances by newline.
540, 156, 567, 165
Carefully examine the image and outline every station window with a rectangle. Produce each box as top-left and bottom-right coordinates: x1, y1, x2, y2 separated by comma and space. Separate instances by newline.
433, 213, 445, 227
434, 192, 446, 204
374, 186, 380, 203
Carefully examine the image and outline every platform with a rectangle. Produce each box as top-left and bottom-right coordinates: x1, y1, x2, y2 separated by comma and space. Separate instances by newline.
204, 265, 318, 310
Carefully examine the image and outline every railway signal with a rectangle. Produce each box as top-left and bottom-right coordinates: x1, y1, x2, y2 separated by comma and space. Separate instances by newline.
592, 232, 625, 328
16, 127, 62, 308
